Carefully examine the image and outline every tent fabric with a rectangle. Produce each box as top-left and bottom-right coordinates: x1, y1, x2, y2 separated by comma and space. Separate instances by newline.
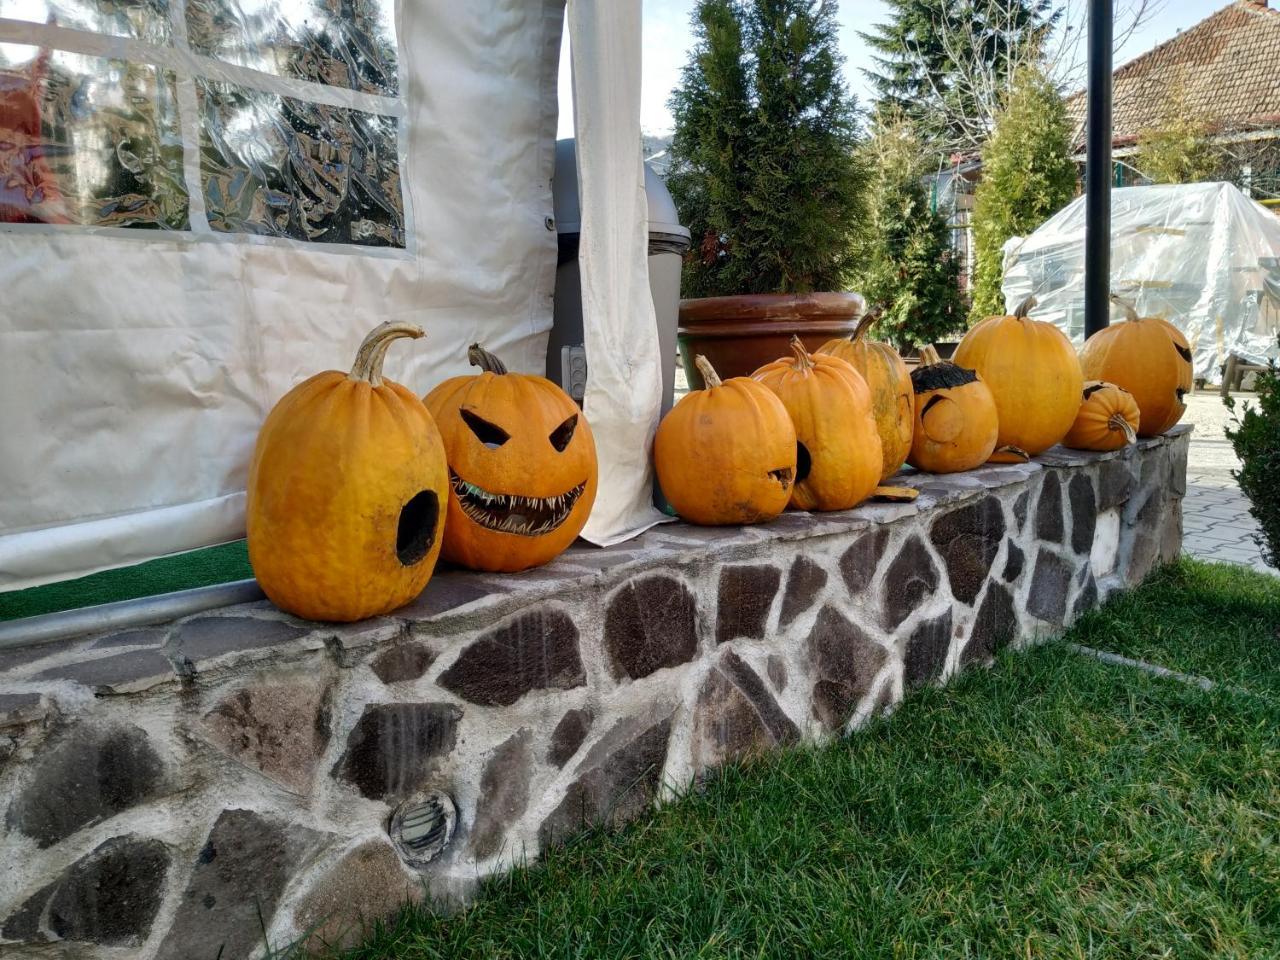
568, 0, 667, 547
1001, 182, 1280, 379
0, 1, 566, 590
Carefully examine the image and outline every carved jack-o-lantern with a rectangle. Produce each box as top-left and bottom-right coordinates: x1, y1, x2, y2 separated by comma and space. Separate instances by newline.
424, 344, 598, 572
907, 346, 999, 473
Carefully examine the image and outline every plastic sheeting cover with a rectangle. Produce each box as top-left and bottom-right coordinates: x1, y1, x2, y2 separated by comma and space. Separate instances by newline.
1002, 182, 1280, 379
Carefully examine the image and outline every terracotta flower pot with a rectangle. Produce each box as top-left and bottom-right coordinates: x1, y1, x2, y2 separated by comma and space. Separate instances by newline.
678, 292, 865, 388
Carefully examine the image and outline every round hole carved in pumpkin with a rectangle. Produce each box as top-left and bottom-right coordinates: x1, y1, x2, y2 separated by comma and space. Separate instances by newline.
396, 489, 440, 566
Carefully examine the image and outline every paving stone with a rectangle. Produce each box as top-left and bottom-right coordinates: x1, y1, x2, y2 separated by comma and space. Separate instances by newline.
0, 638, 82, 676
89, 628, 167, 650
690, 660, 797, 772
202, 679, 332, 793
719, 651, 800, 745
1002, 542, 1025, 582
174, 616, 311, 671
780, 555, 829, 625
333, 703, 462, 801
155, 809, 330, 960
539, 714, 673, 846
547, 708, 593, 768
962, 584, 1018, 666
32, 648, 175, 694
716, 564, 782, 643
438, 608, 584, 706
806, 606, 888, 730
1069, 474, 1098, 555
929, 496, 1006, 604
604, 575, 699, 680
881, 536, 940, 630
839, 527, 891, 594
295, 840, 421, 952
0, 692, 44, 727
1035, 473, 1065, 544
370, 642, 436, 684
766, 655, 788, 692
1, 878, 52, 940
1097, 458, 1134, 510
1027, 549, 1074, 625
5, 723, 166, 848
470, 730, 533, 859
903, 612, 953, 689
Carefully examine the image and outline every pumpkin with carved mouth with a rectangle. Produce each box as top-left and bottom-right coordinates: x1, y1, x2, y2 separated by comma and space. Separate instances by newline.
424, 344, 597, 572
1080, 296, 1193, 437
247, 322, 448, 622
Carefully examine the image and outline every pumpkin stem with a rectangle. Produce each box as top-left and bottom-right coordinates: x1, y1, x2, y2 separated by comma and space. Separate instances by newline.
1109, 413, 1138, 445
919, 344, 942, 366
349, 322, 424, 387
1109, 294, 1140, 323
851, 308, 881, 344
694, 354, 723, 389
467, 343, 508, 375
788, 335, 816, 371
1013, 295, 1037, 319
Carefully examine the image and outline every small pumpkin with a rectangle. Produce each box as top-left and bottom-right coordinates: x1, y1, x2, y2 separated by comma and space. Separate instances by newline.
1063, 380, 1140, 451
953, 295, 1083, 462
247, 322, 448, 622
752, 336, 882, 512
655, 355, 796, 525
424, 344, 598, 572
1079, 296, 1193, 437
817, 311, 913, 481
907, 345, 999, 473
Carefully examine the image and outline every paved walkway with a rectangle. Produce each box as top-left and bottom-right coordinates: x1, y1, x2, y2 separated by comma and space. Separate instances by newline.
1181, 392, 1276, 575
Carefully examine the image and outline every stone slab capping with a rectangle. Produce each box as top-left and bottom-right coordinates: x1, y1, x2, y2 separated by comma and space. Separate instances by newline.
0, 428, 1191, 958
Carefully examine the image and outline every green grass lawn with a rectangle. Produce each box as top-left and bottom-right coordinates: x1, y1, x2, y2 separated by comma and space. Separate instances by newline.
334, 558, 1280, 960
0, 541, 253, 623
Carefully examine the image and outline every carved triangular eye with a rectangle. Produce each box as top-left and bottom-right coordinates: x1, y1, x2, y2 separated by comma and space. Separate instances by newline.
549, 414, 578, 452
460, 408, 509, 448
1174, 342, 1193, 364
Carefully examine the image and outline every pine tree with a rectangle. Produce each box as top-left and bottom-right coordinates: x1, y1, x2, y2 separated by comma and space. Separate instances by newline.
667, 0, 866, 297
969, 67, 1075, 320
854, 113, 963, 348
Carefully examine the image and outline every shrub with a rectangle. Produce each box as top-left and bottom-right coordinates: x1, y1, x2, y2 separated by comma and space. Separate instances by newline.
667, 0, 867, 298
1224, 348, 1280, 569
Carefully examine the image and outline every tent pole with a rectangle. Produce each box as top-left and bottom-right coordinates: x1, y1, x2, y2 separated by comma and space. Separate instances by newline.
1084, 0, 1114, 337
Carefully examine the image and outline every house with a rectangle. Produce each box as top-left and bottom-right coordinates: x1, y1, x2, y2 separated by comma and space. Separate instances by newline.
1065, 0, 1280, 197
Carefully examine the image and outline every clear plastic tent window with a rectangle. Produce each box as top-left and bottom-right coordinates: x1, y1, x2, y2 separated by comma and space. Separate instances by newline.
1001, 182, 1280, 379
0, 0, 404, 247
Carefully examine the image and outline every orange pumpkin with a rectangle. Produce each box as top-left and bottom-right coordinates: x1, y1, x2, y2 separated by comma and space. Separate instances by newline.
424, 344, 597, 572
655, 355, 796, 525
1063, 380, 1140, 451
953, 295, 1083, 462
1079, 296, 1193, 437
907, 346, 999, 473
818, 312, 913, 481
752, 336, 882, 511
247, 322, 448, 622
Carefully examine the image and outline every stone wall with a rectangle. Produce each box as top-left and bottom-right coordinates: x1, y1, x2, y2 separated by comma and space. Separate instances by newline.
0, 428, 1189, 958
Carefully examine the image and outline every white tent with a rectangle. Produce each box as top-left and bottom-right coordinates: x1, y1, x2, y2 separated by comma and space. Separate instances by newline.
1001, 182, 1280, 379
0, 0, 662, 590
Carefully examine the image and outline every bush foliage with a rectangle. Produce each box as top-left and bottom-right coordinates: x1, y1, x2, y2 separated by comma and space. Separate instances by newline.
969, 67, 1075, 320
1225, 350, 1280, 569
667, 0, 867, 298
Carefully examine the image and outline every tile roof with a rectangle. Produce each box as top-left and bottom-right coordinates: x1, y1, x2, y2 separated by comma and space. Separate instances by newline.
1066, 1, 1280, 148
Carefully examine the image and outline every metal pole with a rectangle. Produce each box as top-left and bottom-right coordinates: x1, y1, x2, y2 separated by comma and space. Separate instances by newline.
1084, 0, 1114, 338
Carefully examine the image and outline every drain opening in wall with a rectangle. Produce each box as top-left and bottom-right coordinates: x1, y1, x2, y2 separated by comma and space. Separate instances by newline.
390, 793, 457, 867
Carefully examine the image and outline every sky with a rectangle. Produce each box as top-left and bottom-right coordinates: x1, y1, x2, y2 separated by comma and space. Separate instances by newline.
555, 0, 1230, 138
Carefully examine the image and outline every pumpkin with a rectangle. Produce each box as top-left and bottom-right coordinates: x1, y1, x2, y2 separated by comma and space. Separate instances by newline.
817, 312, 913, 481
247, 322, 448, 622
953, 295, 1083, 462
1079, 296, 1193, 437
752, 336, 883, 512
424, 344, 598, 572
655, 355, 796, 525
1063, 380, 1140, 451
907, 345, 999, 473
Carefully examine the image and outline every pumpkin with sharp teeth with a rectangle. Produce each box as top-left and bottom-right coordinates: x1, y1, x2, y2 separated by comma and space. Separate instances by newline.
751, 336, 882, 512
424, 344, 597, 572
907, 345, 999, 473
247, 322, 449, 622
655, 355, 796, 525
1079, 296, 1193, 438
